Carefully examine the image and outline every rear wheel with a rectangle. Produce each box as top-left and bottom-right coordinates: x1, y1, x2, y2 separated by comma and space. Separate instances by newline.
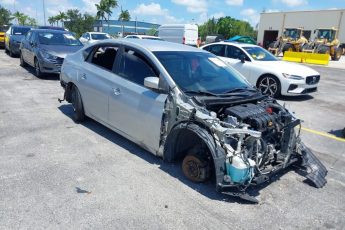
182, 154, 210, 183
257, 75, 281, 98
70, 85, 85, 123
282, 43, 294, 55
20, 52, 27, 67
331, 47, 342, 61
9, 45, 14, 57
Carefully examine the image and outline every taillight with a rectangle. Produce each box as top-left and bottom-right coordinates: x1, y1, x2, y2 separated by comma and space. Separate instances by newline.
182, 37, 185, 44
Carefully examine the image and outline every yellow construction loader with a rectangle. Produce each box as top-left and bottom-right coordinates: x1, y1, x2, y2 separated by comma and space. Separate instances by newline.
302, 27, 342, 61
268, 28, 308, 56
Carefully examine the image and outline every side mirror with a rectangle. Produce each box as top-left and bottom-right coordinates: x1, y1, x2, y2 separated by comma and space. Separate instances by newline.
30, 41, 36, 47
144, 77, 160, 90
239, 55, 246, 63
313, 30, 316, 34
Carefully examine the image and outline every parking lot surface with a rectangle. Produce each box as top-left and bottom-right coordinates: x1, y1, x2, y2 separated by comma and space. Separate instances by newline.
0, 51, 344, 229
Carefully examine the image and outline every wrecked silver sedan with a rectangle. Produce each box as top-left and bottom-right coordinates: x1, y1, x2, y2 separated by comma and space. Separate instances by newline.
59, 39, 327, 202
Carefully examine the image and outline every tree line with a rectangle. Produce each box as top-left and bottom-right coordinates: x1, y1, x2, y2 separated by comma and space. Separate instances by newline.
0, 5, 37, 26
0, 0, 131, 37
199, 16, 256, 40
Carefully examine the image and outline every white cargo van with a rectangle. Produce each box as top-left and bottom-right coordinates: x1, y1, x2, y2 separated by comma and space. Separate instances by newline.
158, 24, 199, 46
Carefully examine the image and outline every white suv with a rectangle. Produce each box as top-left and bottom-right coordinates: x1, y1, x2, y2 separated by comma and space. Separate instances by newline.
201, 42, 320, 97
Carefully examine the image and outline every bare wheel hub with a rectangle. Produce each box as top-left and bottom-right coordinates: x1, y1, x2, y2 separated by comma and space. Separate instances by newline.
182, 154, 209, 183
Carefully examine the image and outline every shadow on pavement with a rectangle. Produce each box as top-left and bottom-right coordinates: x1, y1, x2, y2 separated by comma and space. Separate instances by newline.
279, 95, 314, 102
21, 65, 60, 81
329, 129, 345, 138
58, 103, 294, 204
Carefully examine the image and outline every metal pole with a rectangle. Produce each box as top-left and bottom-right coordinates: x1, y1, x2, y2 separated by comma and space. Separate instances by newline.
135, 16, 137, 34
43, 0, 46, 26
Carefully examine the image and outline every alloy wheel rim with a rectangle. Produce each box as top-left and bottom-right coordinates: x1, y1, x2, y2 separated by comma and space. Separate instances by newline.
259, 77, 278, 96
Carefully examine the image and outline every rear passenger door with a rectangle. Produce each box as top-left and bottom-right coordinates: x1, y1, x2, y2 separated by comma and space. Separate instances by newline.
78, 44, 120, 123
108, 47, 167, 153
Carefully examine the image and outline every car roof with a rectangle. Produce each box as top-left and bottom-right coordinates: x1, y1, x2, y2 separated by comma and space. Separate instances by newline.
11, 25, 32, 28
30, 29, 72, 33
99, 39, 208, 52
206, 41, 258, 48
89, 32, 108, 34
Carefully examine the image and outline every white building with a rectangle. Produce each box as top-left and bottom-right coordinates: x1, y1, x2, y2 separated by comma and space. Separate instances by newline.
257, 9, 345, 48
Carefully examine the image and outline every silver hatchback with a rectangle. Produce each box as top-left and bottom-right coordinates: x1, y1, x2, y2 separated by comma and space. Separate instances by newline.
59, 39, 327, 203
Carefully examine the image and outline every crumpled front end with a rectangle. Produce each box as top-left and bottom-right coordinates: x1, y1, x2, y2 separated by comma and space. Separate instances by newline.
161, 92, 327, 203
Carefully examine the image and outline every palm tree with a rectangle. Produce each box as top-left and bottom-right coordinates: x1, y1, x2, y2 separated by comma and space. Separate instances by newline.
48, 16, 56, 26
95, 0, 118, 32
95, 1, 107, 31
57, 11, 67, 27
118, 9, 130, 21
27, 17, 37, 26
12, 11, 24, 25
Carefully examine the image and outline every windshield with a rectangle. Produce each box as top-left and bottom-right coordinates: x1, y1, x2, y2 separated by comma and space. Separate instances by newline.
243, 46, 278, 61
91, 33, 110, 40
143, 37, 163, 40
154, 51, 251, 94
283, 29, 300, 39
38, 32, 82, 46
12, 27, 31, 35
317, 30, 334, 40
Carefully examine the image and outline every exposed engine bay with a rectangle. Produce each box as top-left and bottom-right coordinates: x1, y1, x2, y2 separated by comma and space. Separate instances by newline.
162, 94, 328, 203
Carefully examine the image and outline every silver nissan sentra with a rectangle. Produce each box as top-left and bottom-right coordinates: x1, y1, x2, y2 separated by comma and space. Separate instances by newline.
59, 39, 327, 203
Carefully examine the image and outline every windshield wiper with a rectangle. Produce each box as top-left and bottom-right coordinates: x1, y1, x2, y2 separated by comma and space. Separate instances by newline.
221, 87, 258, 94
184, 90, 219, 97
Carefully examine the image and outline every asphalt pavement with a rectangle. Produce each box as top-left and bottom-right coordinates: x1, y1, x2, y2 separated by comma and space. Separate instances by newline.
0, 51, 344, 229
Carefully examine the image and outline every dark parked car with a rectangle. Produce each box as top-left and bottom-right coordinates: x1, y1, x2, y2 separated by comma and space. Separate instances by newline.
19, 29, 83, 77
5, 25, 32, 57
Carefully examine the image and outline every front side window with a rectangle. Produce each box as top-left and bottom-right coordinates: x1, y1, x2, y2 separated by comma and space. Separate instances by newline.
89, 46, 119, 71
242, 46, 278, 61
227, 46, 250, 61
154, 51, 249, 94
117, 48, 157, 86
25, 31, 32, 41
38, 32, 82, 46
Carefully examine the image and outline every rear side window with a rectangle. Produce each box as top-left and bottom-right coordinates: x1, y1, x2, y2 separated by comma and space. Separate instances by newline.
89, 46, 119, 71
117, 49, 157, 86
204, 45, 226, 57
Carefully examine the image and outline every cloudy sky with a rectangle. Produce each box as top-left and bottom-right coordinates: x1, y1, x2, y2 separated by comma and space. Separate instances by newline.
1, 0, 344, 26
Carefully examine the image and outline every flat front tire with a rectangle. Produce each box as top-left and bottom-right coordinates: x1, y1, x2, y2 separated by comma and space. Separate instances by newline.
258, 75, 281, 98
71, 85, 85, 123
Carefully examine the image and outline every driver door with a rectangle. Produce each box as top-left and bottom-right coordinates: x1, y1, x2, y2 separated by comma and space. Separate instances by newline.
108, 47, 167, 153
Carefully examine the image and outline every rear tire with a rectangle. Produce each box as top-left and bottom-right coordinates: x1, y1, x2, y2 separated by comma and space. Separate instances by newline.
20, 52, 27, 67
257, 75, 281, 98
70, 85, 85, 123
9, 45, 14, 57
331, 47, 342, 61
282, 43, 294, 55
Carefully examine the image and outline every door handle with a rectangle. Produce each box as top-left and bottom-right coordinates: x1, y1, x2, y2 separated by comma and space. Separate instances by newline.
112, 88, 121, 96
81, 73, 87, 80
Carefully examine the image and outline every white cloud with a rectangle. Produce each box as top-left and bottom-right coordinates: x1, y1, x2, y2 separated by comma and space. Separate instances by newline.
240, 8, 260, 26
210, 12, 225, 19
81, 0, 99, 14
1, 0, 17, 5
265, 9, 280, 13
171, 0, 207, 13
281, 0, 308, 7
132, 3, 168, 16
225, 0, 244, 6
131, 3, 183, 24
